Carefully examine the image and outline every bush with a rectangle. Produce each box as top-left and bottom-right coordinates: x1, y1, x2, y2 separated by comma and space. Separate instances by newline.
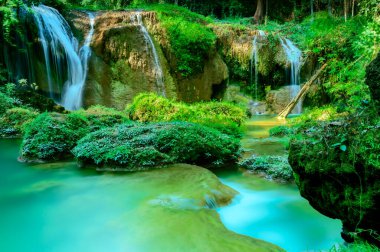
73, 122, 240, 170
239, 155, 294, 182
20, 113, 89, 162
126, 93, 246, 138
0, 91, 16, 115
0, 107, 39, 137
71, 105, 129, 131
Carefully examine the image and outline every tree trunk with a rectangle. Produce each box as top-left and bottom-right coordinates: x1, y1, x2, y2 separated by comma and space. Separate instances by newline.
310, 0, 314, 17
265, 0, 269, 25
352, 0, 355, 16
254, 0, 264, 24
278, 64, 328, 119
328, 0, 332, 16
344, 0, 348, 21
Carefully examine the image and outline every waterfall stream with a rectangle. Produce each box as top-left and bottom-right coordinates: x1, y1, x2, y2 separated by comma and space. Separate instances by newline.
251, 30, 266, 103
131, 12, 166, 97
32, 5, 95, 110
280, 38, 303, 114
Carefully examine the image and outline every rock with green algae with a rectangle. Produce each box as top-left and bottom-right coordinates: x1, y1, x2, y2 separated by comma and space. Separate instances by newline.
72, 122, 240, 171
0, 107, 39, 138
289, 117, 380, 245
20, 112, 89, 163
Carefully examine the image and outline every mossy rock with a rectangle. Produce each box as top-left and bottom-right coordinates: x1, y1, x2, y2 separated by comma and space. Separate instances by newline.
73, 122, 240, 171
0, 107, 39, 138
288, 115, 380, 245
126, 93, 246, 138
20, 113, 89, 162
239, 155, 294, 182
71, 105, 129, 132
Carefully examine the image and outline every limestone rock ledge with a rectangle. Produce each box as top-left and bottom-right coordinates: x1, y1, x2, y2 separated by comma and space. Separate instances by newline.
67, 10, 229, 108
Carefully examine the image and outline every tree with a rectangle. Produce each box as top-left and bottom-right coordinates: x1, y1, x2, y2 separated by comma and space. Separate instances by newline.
254, 0, 264, 23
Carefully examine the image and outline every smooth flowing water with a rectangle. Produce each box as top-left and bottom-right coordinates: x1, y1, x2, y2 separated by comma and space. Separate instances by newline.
280, 38, 303, 114
33, 5, 95, 110
251, 30, 266, 103
0, 118, 343, 252
131, 12, 166, 97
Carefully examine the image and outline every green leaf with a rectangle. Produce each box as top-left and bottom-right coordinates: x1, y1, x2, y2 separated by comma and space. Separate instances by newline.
340, 145, 347, 152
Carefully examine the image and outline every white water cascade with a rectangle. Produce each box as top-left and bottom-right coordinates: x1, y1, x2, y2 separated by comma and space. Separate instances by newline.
280, 38, 303, 114
32, 5, 95, 110
131, 12, 166, 97
251, 30, 266, 103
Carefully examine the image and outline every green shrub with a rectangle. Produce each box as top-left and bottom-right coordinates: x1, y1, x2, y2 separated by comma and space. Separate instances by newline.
0, 107, 39, 137
20, 113, 89, 162
126, 93, 246, 138
73, 122, 240, 170
71, 105, 129, 131
239, 155, 294, 182
0, 91, 16, 115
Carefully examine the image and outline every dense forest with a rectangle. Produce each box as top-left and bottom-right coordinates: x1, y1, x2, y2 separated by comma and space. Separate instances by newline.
0, 0, 379, 251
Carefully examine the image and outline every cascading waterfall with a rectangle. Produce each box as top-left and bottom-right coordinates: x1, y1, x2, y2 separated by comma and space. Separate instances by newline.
251, 30, 266, 103
32, 5, 95, 110
131, 12, 166, 97
280, 38, 303, 114
62, 12, 95, 110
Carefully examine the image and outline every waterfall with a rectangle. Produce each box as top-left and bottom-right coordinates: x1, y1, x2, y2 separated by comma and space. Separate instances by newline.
280, 38, 302, 114
131, 12, 166, 97
62, 12, 95, 110
32, 5, 95, 110
251, 30, 266, 103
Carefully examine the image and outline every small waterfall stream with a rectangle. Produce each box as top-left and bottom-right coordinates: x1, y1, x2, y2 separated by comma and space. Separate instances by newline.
251, 30, 266, 103
32, 5, 95, 110
131, 12, 166, 97
280, 38, 303, 114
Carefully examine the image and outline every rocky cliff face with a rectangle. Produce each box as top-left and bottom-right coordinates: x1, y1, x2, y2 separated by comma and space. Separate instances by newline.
67, 10, 229, 109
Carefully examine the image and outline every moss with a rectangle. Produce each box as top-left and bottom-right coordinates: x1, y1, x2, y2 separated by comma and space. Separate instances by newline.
269, 126, 294, 137
288, 112, 380, 244
20, 113, 89, 162
0, 107, 39, 137
73, 122, 240, 170
71, 105, 129, 132
126, 93, 246, 138
239, 155, 294, 182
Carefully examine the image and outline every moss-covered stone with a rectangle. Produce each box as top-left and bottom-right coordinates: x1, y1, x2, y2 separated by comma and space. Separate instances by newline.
239, 155, 294, 182
73, 122, 240, 171
0, 107, 39, 138
289, 115, 380, 245
20, 113, 89, 162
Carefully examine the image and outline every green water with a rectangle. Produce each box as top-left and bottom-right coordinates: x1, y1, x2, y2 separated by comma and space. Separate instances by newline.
0, 118, 343, 252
